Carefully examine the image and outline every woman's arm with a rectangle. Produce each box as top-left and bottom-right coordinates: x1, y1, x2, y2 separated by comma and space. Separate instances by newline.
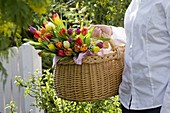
90, 25, 126, 46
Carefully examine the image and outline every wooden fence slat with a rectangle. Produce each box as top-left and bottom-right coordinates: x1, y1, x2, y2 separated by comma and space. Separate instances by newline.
19, 43, 43, 113
0, 65, 5, 113
10, 47, 22, 113
3, 51, 12, 113
0, 43, 43, 113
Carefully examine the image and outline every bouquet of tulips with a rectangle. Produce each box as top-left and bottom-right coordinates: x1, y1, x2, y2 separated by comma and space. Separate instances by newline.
29, 13, 110, 63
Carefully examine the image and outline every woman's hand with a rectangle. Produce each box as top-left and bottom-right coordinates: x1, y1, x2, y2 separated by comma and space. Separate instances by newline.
89, 25, 113, 38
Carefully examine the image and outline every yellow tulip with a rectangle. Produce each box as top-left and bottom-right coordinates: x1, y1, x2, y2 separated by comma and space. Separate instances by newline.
93, 46, 100, 54
38, 38, 42, 43
47, 43, 56, 51
54, 17, 61, 25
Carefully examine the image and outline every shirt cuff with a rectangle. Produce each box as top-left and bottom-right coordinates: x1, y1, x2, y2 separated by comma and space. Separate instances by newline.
110, 26, 126, 46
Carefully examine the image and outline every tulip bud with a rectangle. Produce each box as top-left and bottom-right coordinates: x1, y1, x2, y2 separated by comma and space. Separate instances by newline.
68, 36, 72, 43
29, 26, 36, 34
75, 37, 83, 45
96, 42, 103, 48
75, 28, 81, 35
81, 27, 88, 36
45, 22, 55, 31
52, 13, 63, 26
59, 28, 66, 36
40, 27, 46, 34
74, 44, 80, 53
44, 33, 53, 39
64, 48, 73, 56
67, 28, 73, 35
63, 41, 70, 49
93, 46, 100, 54
47, 43, 56, 51
52, 13, 59, 21
80, 44, 88, 52
55, 41, 63, 49
38, 38, 42, 43
34, 31, 41, 39
57, 49, 65, 57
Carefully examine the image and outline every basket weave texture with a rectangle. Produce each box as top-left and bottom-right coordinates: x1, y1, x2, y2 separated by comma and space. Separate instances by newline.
54, 46, 124, 102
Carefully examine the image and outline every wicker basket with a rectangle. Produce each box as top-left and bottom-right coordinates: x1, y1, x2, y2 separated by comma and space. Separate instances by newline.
54, 45, 124, 102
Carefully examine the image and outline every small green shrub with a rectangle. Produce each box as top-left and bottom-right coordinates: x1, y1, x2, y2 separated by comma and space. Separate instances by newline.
5, 101, 18, 113
15, 69, 122, 113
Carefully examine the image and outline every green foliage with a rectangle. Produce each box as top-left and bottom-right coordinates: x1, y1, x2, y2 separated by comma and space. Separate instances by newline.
0, 0, 51, 83
86, 0, 131, 26
0, 0, 52, 50
15, 69, 122, 113
51, 0, 131, 27
5, 101, 18, 113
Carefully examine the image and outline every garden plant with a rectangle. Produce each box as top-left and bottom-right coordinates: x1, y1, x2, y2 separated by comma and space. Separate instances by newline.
1, 0, 131, 112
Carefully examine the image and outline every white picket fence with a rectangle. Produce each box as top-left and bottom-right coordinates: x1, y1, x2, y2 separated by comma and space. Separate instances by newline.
0, 43, 43, 113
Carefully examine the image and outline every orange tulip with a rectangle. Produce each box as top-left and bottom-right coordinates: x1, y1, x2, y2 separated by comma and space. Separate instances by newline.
74, 44, 80, 53
80, 44, 88, 52
59, 28, 66, 36
64, 48, 73, 56
55, 41, 63, 49
81, 27, 88, 36
40, 27, 46, 34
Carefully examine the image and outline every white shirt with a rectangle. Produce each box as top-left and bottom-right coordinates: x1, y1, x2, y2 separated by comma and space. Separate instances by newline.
111, 0, 170, 112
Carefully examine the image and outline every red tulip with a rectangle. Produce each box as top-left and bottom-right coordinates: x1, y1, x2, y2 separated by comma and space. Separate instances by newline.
57, 50, 65, 57
34, 31, 41, 39
75, 37, 83, 45
44, 33, 53, 39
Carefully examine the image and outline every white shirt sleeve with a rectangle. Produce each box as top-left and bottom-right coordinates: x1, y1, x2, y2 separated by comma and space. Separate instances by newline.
160, 1, 170, 113
110, 26, 126, 46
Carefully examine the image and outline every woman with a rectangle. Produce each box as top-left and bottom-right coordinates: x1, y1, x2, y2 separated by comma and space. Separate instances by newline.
91, 0, 170, 113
